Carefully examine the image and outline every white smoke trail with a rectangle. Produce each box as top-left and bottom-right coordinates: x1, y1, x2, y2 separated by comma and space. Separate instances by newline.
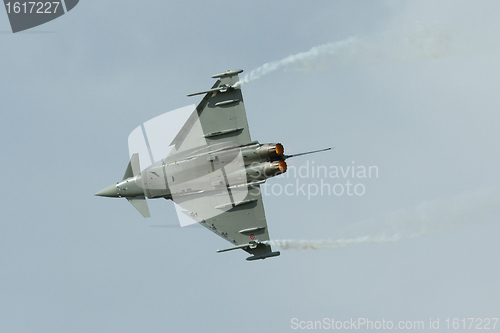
268, 187, 500, 250
233, 37, 359, 87
234, 22, 459, 87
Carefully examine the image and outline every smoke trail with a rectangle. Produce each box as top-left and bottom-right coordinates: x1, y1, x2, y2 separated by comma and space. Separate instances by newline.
234, 22, 457, 87
233, 37, 359, 87
268, 187, 500, 250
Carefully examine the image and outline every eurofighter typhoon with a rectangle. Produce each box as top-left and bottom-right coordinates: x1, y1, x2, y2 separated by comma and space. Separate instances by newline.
96, 70, 330, 261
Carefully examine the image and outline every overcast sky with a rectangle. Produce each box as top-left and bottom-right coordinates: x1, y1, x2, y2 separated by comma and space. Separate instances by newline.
1, 1, 500, 332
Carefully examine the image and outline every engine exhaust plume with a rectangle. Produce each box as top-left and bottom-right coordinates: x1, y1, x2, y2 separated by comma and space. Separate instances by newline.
268, 187, 500, 250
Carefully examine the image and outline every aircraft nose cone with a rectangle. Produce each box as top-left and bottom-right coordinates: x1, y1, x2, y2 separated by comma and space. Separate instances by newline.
95, 184, 119, 197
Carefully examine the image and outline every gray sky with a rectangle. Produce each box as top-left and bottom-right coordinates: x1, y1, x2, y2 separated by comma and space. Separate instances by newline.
1, 1, 500, 332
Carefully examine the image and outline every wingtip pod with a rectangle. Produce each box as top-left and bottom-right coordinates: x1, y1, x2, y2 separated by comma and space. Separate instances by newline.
246, 251, 281, 261
187, 70, 244, 96
211, 69, 244, 78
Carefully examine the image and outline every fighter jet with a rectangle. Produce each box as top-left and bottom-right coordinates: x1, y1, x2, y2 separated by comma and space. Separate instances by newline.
96, 69, 330, 261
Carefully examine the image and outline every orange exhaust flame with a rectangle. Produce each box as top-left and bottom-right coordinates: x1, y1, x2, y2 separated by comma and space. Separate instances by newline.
279, 161, 287, 173
275, 143, 284, 156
